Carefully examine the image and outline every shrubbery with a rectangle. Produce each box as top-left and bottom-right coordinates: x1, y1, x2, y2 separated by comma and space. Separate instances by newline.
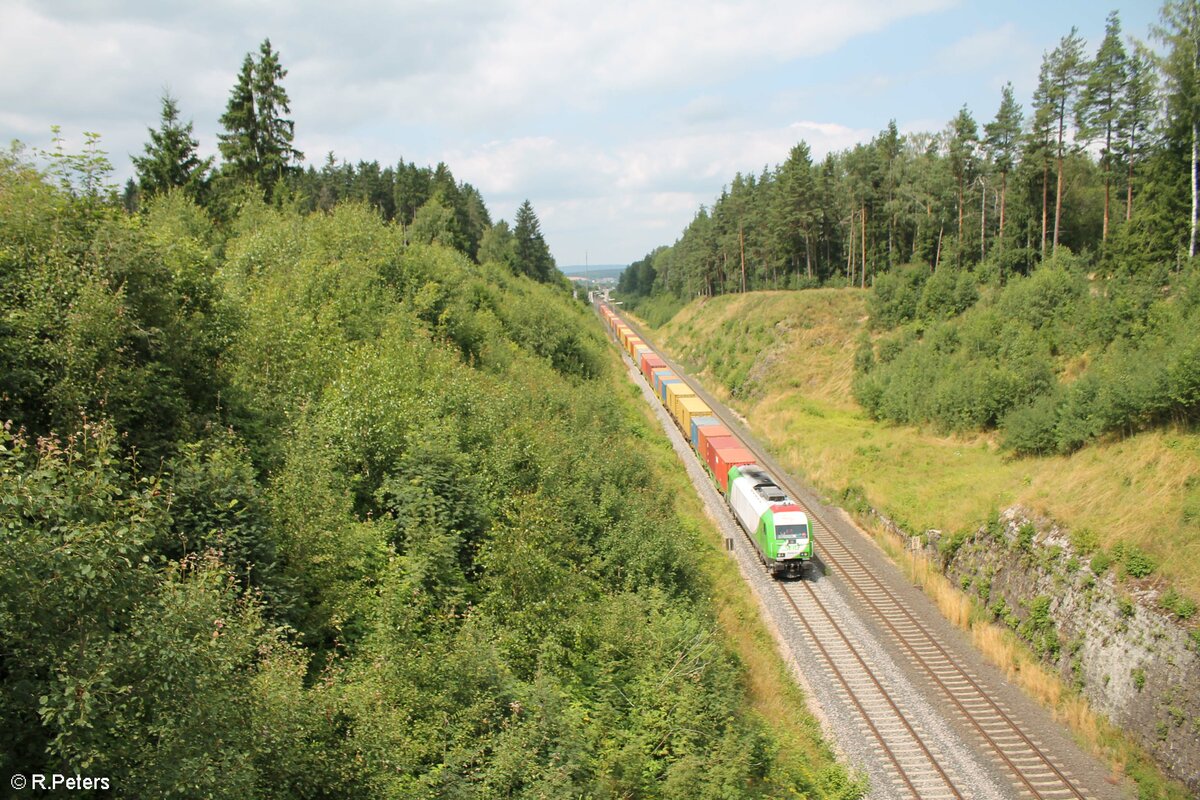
854, 249, 1200, 454
0, 157, 858, 797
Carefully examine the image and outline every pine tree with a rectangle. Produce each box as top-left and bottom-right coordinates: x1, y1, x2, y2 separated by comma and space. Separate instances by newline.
218, 39, 302, 197
1078, 12, 1129, 241
132, 92, 212, 202
984, 83, 1023, 252
1043, 28, 1089, 252
947, 105, 979, 263
513, 200, 555, 282
1030, 60, 1057, 256
1117, 48, 1158, 222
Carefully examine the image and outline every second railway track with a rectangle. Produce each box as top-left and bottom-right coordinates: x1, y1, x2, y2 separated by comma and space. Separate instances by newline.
605, 304, 1122, 800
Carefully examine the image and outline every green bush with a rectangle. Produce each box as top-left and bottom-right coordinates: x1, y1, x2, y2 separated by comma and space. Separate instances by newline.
939, 529, 971, 566
852, 243, 1200, 454
1113, 542, 1157, 579
1069, 526, 1099, 556
1016, 523, 1036, 553
1002, 392, 1061, 456
917, 267, 977, 320
868, 264, 928, 328
1158, 588, 1198, 621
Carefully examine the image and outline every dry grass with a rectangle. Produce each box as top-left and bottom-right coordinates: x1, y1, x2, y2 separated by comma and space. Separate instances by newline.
648, 289, 1200, 601
655, 289, 865, 410
856, 517, 1176, 794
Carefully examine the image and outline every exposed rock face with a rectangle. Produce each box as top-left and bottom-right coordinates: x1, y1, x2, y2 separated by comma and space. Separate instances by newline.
881, 506, 1199, 793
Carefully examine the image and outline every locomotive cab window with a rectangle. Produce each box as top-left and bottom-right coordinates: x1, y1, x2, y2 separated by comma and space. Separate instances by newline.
775, 525, 808, 540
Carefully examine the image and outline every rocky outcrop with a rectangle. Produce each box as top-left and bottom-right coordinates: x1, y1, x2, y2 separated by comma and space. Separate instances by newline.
879, 506, 1199, 793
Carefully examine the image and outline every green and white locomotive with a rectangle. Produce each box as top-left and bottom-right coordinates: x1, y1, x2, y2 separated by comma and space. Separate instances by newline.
727, 465, 812, 578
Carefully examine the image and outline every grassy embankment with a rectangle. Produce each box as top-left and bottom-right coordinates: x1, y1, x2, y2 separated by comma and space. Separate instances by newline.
598, 333, 865, 796
630, 289, 1196, 798
639, 289, 1200, 603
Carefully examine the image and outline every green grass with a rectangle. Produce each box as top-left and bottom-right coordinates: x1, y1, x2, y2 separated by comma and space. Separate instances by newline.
636, 288, 1198, 799
641, 288, 1200, 607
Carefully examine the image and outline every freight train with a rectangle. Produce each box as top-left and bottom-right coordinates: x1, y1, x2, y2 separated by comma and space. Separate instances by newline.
598, 303, 812, 578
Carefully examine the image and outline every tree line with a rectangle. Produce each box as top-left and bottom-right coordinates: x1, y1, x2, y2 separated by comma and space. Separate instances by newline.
619, 3, 1200, 456
620, 6, 1198, 300
124, 38, 557, 282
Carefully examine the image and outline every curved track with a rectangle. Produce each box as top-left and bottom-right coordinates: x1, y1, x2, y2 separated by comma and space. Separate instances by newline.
606, 305, 1105, 800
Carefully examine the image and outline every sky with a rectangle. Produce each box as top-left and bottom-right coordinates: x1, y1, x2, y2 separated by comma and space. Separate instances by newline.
0, 1, 1163, 266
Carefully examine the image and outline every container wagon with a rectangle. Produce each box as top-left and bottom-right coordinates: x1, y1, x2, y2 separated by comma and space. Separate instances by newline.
599, 304, 813, 579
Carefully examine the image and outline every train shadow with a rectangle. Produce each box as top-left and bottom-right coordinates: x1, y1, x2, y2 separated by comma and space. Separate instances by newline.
776, 558, 826, 583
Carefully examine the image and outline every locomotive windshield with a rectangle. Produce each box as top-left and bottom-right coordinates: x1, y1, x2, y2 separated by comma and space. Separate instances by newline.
775, 524, 809, 541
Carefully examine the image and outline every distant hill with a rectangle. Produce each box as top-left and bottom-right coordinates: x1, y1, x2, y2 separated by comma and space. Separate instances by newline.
561, 265, 625, 280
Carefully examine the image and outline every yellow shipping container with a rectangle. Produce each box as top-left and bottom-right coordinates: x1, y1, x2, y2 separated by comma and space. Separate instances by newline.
676, 396, 712, 433
665, 380, 697, 423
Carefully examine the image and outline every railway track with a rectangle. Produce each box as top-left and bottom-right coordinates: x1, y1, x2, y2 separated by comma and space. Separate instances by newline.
803, 518, 1089, 800
779, 575, 964, 799
605, 306, 1107, 800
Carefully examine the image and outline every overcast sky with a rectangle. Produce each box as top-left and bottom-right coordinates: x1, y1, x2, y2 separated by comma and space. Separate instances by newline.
1, 1, 1161, 266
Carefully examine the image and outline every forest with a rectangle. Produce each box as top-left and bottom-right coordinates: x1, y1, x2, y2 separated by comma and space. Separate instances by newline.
0, 40, 861, 798
618, 6, 1200, 455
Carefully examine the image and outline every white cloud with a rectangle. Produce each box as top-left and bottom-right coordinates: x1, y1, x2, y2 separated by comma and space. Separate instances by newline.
1, 0, 953, 263
936, 24, 1022, 69
445, 119, 874, 262
377, 0, 957, 125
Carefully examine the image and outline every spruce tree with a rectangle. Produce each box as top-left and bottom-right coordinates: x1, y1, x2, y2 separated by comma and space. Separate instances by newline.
218, 39, 302, 197
513, 200, 555, 282
218, 55, 258, 184
252, 38, 301, 192
132, 91, 212, 202
984, 83, 1023, 252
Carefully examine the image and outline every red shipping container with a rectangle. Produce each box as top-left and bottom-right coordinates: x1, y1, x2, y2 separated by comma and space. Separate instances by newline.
697, 426, 735, 461
641, 353, 666, 379
703, 434, 742, 466
708, 445, 757, 494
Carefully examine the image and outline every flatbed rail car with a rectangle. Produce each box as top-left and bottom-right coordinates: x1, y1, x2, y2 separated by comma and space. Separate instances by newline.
598, 302, 813, 578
